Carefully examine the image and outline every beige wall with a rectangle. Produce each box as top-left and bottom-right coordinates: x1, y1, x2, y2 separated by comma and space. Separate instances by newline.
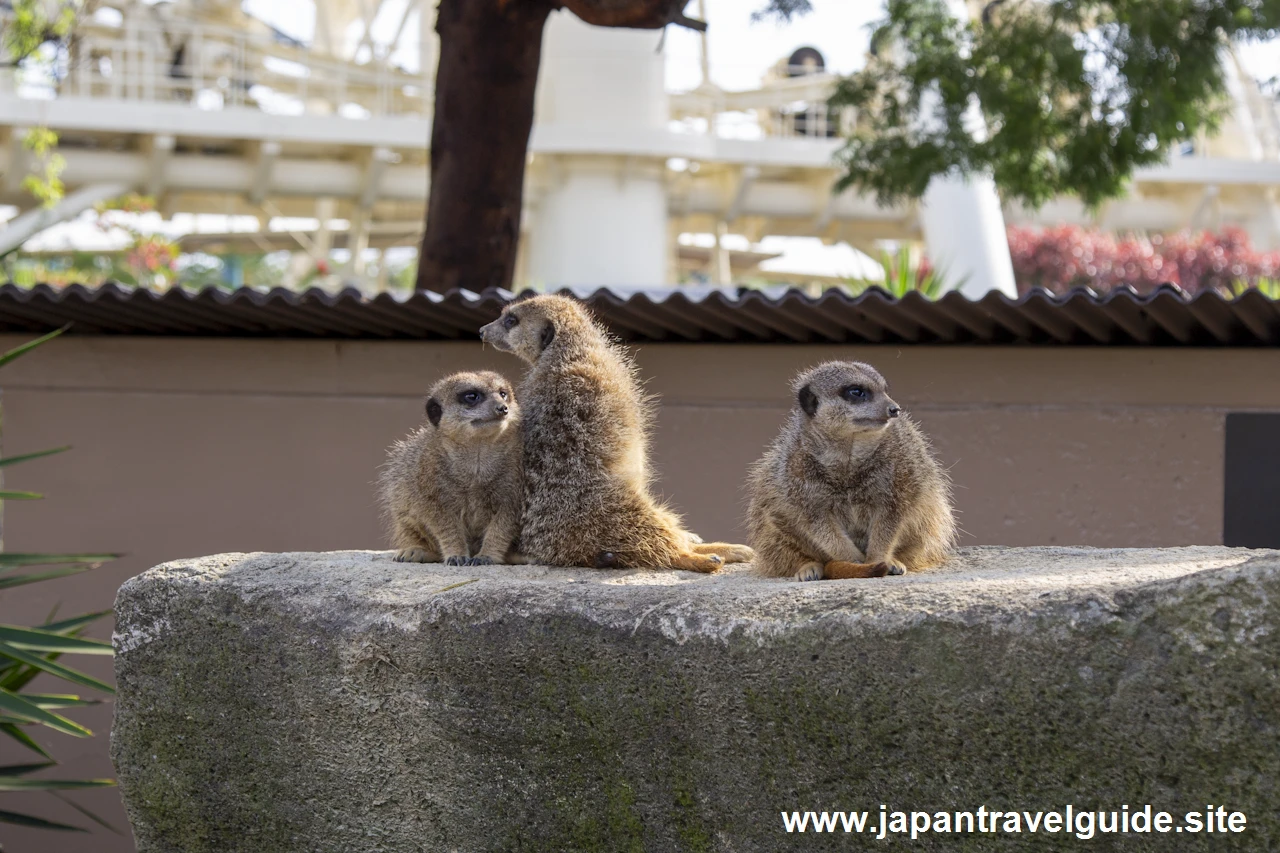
1, 335, 1278, 850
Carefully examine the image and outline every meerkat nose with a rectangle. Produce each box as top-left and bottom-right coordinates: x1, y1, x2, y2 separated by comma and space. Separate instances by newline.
496, 404, 509, 416
887, 406, 901, 418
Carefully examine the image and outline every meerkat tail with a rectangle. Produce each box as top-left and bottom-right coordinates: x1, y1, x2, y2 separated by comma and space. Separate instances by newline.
670, 551, 724, 573
691, 542, 755, 563
823, 560, 889, 579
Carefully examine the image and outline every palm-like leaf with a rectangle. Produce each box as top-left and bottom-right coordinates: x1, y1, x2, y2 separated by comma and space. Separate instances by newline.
0, 327, 118, 835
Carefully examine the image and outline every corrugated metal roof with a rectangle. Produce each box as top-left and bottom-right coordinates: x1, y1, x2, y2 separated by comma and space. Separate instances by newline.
2, 282, 1279, 345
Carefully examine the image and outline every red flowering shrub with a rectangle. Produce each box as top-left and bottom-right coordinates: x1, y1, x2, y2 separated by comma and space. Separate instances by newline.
1006, 226, 1280, 295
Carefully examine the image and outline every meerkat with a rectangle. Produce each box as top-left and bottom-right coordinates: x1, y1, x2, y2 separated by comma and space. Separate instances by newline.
479, 294, 753, 572
748, 361, 955, 581
377, 371, 523, 566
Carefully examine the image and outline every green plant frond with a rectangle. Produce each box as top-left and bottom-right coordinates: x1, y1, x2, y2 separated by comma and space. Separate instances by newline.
0, 723, 54, 759
0, 553, 117, 568
0, 565, 102, 590
0, 643, 114, 695
0, 626, 113, 655
0, 447, 71, 469
0, 490, 44, 500
0, 689, 92, 738
0, 778, 115, 792
40, 610, 113, 634
26, 695, 100, 709
48, 790, 123, 835
0, 762, 55, 776
0, 326, 68, 369
0, 807, 88, 831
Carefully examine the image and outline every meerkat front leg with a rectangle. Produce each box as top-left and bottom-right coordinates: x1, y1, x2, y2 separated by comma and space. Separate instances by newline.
426, 521, 472, 568
391, 518, 442, 564
862, 510, 906, 576
473, 505, 520, 567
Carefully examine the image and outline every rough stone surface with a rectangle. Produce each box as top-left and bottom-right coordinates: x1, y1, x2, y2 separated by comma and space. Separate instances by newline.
112, 547, 1280, 851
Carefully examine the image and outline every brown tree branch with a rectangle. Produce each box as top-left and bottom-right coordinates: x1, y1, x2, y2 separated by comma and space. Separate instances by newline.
559, 0, 703, 30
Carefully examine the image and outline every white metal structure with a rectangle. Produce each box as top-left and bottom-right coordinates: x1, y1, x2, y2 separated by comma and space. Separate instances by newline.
1, 0, 1278, 291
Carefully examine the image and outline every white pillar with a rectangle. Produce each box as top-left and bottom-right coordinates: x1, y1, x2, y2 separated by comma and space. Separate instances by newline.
525, 13, 669, 288
917, 0, 1018, 299
919, 174, 1018, 298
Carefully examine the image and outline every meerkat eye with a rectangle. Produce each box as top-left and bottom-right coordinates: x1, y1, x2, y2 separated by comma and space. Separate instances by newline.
498, 389, 508, 400
842, 386, 868, 401
459, 389, 484, 406
503, 313, 520, 330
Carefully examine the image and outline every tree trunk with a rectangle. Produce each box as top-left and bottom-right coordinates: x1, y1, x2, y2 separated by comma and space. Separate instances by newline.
415, 0, 554, 293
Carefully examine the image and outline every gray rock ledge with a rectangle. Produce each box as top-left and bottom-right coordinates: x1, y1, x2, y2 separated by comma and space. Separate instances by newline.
112, 546, 1280, 851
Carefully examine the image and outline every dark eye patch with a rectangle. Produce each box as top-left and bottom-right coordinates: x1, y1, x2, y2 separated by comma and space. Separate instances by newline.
458, 389, 484, 407
841, 385, 869, 402
503, 313, 520, 330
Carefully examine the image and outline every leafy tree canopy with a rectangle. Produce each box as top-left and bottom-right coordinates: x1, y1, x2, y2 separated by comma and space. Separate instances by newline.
828, 0, 1280, 209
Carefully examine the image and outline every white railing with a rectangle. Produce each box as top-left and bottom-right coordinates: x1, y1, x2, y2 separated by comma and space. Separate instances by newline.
48, 17, 431, 119
669, 67, 853, 140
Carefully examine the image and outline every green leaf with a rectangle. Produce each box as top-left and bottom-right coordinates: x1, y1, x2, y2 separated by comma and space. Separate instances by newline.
0, 723, 53, 759
41, 610, 112, 634
0, 777, 115, 791
0, 446, 70, 469
0, 807, 87, 831
48, 790, 123, 835
0, 566, 99, 590
0, 326, 68, 369
0, 642, 114, 695
0, 626, 113, 655
0, 490, 43, 500
25, 694, 99, 709
0, 761, 55, 776
0, 688, 92, 737
0, 553, 118, 568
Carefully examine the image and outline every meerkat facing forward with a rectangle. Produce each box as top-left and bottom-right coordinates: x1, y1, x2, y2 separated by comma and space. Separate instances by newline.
378, 371, 523, 566
748, 361, 955, 581
479, 294, 752, 572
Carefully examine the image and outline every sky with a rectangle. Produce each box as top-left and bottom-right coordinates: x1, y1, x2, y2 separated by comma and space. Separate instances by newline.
14, 0, 1280, 278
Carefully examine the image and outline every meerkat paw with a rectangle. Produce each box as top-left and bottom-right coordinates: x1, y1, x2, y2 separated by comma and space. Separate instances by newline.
794, 562, 824, 582
671, 552, 724, 574
824, 560, 889, 580
879, 561, 906, 576
394, 547, 436, 563
464, 555, 497, 567
691, 542, 755, 564
444, 555, 470, 567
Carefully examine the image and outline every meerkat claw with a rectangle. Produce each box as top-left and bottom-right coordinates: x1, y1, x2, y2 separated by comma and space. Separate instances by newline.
394, 547, 434, 563
465, 556, 496, 567
884, 562, 906, 576
444, 555, 469, 567
794, 564, 824, 582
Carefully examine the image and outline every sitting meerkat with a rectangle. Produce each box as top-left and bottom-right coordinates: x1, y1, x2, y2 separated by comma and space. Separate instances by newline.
748, 361, 955, 581
479, 294, 753, 572
377, 371, 523, 566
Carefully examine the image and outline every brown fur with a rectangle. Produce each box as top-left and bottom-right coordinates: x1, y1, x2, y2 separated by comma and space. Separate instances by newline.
377, 371, 523, 566
480, 294, 752, 571
748, 361, 955, 581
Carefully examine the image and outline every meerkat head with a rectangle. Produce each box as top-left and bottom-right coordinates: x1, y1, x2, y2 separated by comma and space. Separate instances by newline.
793, 361, 901, 439
424, 371, 518, 440
479, 294, 598, 364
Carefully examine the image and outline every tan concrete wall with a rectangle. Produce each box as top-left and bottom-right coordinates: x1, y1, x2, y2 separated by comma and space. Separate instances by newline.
1, 335, 1278, 851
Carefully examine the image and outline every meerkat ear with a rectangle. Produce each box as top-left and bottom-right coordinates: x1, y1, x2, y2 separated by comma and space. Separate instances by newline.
539, 321, 556, 352
426, 397, 443, 427
798, 384, 819, 417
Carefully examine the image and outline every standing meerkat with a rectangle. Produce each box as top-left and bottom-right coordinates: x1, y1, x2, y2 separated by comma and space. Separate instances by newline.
748, 361, 955, 581
479, 294, 753, 572
377, 371, 523, 566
